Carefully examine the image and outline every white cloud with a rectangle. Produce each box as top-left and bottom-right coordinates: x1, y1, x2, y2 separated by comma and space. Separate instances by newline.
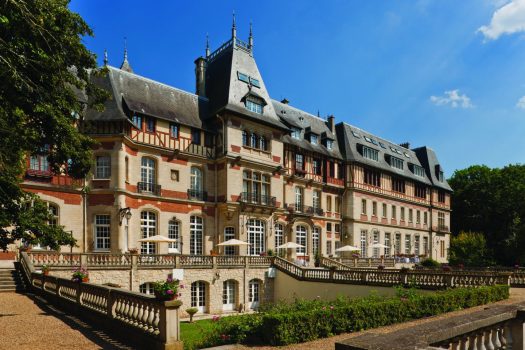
430, 90, 474, 108
517, 96, 525, 109
478, 0, 525, 40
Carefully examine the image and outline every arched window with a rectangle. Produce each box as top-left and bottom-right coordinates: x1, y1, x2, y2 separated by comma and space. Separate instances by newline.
250, 133, 258, 148
248, 279, 261, 310
295, 225, 307, 256
224, 227, 236, 255
247, 219, 265, 255
191, 281, 206, 313
242, 130, 249, 146
190, 216, 203, 255
168, 220, 180, 253
260, 136, 267, 151
222, 280, 236, 311
140, 211, 156, 254
312, 227, 321, 255
140, 157, 156, 192
139, 282, 155, 295
274, 224, 283, 251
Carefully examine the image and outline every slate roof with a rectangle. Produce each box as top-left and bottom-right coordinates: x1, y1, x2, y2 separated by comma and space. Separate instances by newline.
413, 146, 453, 191
86, 66, 212, 131
273, 100, 343, 160
335, 122, 434, 185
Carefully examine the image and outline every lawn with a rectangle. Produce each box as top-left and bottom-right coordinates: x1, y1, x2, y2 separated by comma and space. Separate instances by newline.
180, 319, 216, 350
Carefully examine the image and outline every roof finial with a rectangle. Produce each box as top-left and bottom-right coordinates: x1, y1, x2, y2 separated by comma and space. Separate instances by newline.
205, 33, 210, 57
124, 37, 128, 61
103, 49, 108, 66
248, 20, 253, 49
120, 36, 133, 73
232, 11, 236, 39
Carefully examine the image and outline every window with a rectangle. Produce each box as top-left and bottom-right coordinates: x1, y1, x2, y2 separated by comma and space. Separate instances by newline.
395, 233, 401, 255
47, 203, 59, 226
251, 133, 258, 148
224, 227, 235, 255
405, 235, 411, 254
190, 167, 203, 192
171, 170, 179, 181
360, 230, 367, 257
408, 209, 413, 223
334, 241, 341, 254
313, 190, 321, 211
438, 212, 446, 229
384, 233, 391, 257
423, 236, 429, 255
372, 201, 377, 216
382, 203, 387, 218
310, 134, 318, 145
295, 187, 304, 211
391, 205, 397, 220
364, 168, 381, 187
170, 123, 179, 138
125, 157, 129, 182
168, 220, 180, 252
260, 136, 267, 151
328, 161, 335, 178
295, 225, 307, 256
373, 230, 379, 258
312, 227, 320, 255
295, 153, 304, 171
275, 224, 283, 250
424, 212, 428, 225
438, 190, 446, 203
335, 224, 340, 236
95, 156, 111, 179
191, 281, 206, 313
238, 71, 249, 83
326, 139, 333, 150
414, 236, 420, 256
361, 199, 367, 215
416, 210, 421, 224
327, 195, 332, 212
401, 207, 405, 221
140, 211, 156, 254
94, 214, 110, 250
362, 146, 379, 161
145, 117, 155, 132
140, 283, 155, 295
132, 114, 142, 129
440, 240, 445, 258
312, 159, 321, 175
415, 184, 426, 199
335, 197, 341, 213
242, 130, 249, 146
223, 280, 236, 310
248, 279, 260, 309
438, 171, 444, 182
291, 127, 301, 139
245, 95, 263, 114
390, 157, 404, 170
204, 133, 213, 147
30, 154, 50, 173
326, 240, 332, 255
249, 77, 261, 88
140, 157, 156, 191
247, 219, 265, 255
191, 128, 201, 145
243, 170, 271, 204
190, 216, 203, 255
392, 177, 405, 193
413, 165, 426, 177
327, 223, 332, 233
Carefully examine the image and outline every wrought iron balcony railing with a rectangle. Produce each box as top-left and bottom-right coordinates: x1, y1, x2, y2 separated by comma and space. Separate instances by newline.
286, 204, 324, 216
137, 182, 161, 196
239, 192, 277, 207
187, 189, 208, 201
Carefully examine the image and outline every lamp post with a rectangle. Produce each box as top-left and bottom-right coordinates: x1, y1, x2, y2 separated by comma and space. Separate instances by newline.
119, 207, 132, 252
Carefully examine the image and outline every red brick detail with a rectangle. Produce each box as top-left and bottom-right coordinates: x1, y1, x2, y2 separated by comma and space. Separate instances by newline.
88, 194, 114, 206
313, 219, 326, 226
204, 206, 215, 217
25, 188, 82, 205
231, 165, 241, 170
273, 173, 281, 179
275, 201, 281, 208
272, 155, 281, 163
101, 142, 115, 150
92, 180, 110, 189
161, 155, 188, 165
381, 218, 388, 224
371, 216, 378, 223
0, 252, 16, 260
391, 219, 398, 225
327, 232, 332, 239
231, 145, 241, 153
161, 189, 188, 200
126, 183, 137, 192
360, 214, 368, 221
125, 197, 206, 214
335, 233, 341, 240
125, 145, 138, 156
230, 194, 240, 202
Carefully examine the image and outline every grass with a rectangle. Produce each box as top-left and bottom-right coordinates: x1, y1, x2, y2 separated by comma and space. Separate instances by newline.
180, 319, 215, 350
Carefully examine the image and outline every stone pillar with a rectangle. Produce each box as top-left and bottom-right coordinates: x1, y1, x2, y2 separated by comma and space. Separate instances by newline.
158, 300, 183, 350
117, 143, 128, 253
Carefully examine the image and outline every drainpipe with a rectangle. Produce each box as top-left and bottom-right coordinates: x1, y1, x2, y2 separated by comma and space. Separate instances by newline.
214, 114, 226, 251
82, 179, 87, 253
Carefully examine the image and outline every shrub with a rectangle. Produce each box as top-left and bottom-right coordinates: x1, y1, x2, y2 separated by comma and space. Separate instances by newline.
421, 258, 440, 268
186, 307, 198, 323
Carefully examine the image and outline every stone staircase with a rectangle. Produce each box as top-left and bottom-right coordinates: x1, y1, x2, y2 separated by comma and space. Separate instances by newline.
0, 263, 26, 292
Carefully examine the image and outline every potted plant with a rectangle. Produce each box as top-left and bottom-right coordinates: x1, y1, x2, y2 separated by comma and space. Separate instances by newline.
267, 249, 274, 257
42, 265, 50, 276
72, 267, 89, 283
128, 248, 139, 255
153, 277, 180, 301
186, 307, 198, 323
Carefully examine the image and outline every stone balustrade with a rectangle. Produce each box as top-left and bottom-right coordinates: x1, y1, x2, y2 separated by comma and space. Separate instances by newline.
20, 252, 183, 350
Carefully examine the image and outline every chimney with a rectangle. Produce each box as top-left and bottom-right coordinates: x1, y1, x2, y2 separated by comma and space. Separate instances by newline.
194, 57, 206, 97
399, 142, 410, 149
281, 98, 289, 104
327, 115, 335, 133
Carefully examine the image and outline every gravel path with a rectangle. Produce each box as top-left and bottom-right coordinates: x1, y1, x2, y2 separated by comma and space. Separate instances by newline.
0, 292, 132, 350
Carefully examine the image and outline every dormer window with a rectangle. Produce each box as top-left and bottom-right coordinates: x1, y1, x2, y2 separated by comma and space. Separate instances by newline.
132, 114, 142, 129
362, 146, 379, 161
291, 127, 301, 139
390, 156, 404, 170
310, 134, 318, 145
413, 165, 426, 177
438, 171, 444, 182
326, 139, 333, 150
245, 95, 263, 114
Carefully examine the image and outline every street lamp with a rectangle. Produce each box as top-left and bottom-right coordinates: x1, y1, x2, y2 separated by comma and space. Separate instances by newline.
118, 207, 132, 252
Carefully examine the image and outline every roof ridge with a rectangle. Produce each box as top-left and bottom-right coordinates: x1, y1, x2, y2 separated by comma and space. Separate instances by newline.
107, 65, 209, 102
272, 99, 327, 122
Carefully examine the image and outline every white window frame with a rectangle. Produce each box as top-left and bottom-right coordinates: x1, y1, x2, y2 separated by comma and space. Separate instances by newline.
224, 227, 236, 255
248, 279, 260, 310
312, 227, 320, 255
140, 211, 156, 254
95, 155, 111, 179
295, 225, 307, 256
275, 224, 283, 251
190, 216, 203, 255
247, 219, 265, 255
94, 214, 111, 251
360, 230, 367, 257
223, 280, 236, 311
191, 281, 206, 313
168, 220, 180, 253
363, 146, 379, 161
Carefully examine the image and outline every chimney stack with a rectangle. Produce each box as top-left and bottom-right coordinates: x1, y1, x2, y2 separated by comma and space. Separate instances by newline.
399, 142, 410, 149
327, 115, 335, 133
281, 98, 289, 104
194, 57, 206, 97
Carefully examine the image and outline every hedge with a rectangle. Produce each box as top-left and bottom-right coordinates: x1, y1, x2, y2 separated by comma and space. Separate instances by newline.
190, 285, 509, 348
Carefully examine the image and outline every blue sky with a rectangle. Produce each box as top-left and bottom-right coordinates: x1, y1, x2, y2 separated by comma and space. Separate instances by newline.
70, 0, 525, 175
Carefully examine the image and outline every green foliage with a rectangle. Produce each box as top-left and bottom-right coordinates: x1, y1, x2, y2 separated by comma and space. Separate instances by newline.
186, 286, 509, 348
449, 231, 492, 267
449, 164, 525, 265
421, 258, 441, 268
152, 277, 180, 300
0, 0, 108, 250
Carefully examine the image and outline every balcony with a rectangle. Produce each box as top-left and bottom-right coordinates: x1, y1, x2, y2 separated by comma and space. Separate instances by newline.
187, 189, 208, 201
239, 192, 277, 207
286, 204, 324, 216
434, 224, 450, 233
137, 182, 161, 196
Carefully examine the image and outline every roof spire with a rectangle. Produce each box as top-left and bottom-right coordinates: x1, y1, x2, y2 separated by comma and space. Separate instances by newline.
248, 20, 253, 49
205, 33, 210, 57
120, 37, 133, 73
103, 49, 108, 66
232, 11, 236, 39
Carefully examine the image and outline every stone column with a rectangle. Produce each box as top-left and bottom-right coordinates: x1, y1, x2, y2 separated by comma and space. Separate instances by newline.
158, 300, 183, 350
116, 143, 128, 253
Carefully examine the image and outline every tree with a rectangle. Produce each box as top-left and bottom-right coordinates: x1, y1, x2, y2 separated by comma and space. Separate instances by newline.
0, 0, 107, 250
449, 231, 492, 267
